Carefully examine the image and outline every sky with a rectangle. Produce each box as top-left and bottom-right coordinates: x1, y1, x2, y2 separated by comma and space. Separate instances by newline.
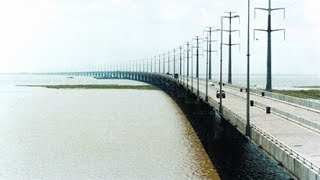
0, 0, 319, 75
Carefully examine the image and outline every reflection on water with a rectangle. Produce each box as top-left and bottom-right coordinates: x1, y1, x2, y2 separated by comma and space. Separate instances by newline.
0, 75, 219, 179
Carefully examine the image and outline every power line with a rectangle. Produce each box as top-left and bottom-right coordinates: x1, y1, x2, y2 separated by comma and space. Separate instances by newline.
222, 12, 240, 84
254, 0, 286, 92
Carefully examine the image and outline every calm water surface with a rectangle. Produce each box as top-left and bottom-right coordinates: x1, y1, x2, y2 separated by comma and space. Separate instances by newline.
208, 74, 320, 89
0, 75, 219, 179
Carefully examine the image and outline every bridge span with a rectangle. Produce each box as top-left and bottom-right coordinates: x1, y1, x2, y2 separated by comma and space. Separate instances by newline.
43, 71, 320, 180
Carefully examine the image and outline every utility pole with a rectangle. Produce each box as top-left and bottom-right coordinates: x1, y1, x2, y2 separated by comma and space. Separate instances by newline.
154, 56, 157, 73
187, 41, 190, 88
152, 57, 154, 73
149, 58, 151, 73
151, 57, 153, 73
191, 39, 194, 91
158, 55, 161, 73
191, 36, 201, 96
168, 51, 170, 75
173, 49, 176, 78
254, 0, 285, 92
150, 58, 152, 73
196, 36, 200, 97
204, 27, 220, 81
209, 28, 212, 80
182, 45, 186, 86
154, 57, 156, 73
204, 28, 219, 101
137, 60, 139, 72
205, 36, 209, 102
246, 0, 251, 138
179, 46, 182, 82
153, 57, 155, 73
222, 12, 240, 84
219, 17, 224, 113
163, 53, 165, 74
150, 58, 153, 73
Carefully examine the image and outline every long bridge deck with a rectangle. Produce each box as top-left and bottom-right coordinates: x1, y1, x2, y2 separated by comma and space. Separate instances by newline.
198, 80, 320, 165
184, 76, 320, 179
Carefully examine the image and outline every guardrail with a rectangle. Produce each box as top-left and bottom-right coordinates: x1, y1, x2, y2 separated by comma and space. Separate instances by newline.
223, 82, 320, 112
222, 105, 320, 176
224, 89, 320, 132
144, 74, 320, 176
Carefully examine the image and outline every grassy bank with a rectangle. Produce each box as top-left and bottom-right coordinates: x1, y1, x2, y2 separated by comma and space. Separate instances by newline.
20, 84, 159, 90
273, 89, 320, 100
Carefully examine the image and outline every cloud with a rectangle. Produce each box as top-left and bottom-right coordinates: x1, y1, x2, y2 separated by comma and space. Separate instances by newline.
0, 0, 319, 75
158, 3, 192, 21
304, 0, 320, 26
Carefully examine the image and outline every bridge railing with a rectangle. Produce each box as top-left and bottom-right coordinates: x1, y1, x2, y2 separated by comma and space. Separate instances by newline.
222, 88, 320, 132
218, 82, 320, 112
162, 73, 320, 176
173, 74, 320, 176
221, 103, 320, 176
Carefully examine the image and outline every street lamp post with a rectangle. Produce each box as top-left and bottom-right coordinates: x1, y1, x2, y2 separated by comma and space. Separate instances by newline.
246, 0, 251, 137
209, 27, 212, 80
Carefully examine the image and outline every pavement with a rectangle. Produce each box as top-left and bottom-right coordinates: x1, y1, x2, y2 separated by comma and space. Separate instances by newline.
183, 77, 320, 168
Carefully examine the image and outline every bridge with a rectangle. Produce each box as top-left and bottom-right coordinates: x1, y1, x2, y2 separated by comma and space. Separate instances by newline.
41, 70, 320, 180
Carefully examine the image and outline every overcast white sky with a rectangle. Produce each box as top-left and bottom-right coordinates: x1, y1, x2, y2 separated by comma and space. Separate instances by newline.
0, 0, 319, 75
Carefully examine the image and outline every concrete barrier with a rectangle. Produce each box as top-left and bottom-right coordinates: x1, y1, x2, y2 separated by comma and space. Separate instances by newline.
223, 82, 320, 112
225, 90, 320, 132
219, 104, 320, 180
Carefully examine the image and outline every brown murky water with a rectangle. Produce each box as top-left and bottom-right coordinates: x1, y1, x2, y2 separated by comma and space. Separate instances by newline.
0, 75, 219, 179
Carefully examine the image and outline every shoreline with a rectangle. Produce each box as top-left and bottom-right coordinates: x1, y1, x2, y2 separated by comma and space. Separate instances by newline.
18, 84, 160, 90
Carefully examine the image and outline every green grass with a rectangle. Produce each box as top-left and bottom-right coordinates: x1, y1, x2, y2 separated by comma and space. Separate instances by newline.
273, 89, 320, 100
20, 84, 159, 90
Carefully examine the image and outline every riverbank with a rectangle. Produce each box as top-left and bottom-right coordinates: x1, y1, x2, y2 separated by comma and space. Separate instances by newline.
273, 89, 320, 100
19, 84, 159, 90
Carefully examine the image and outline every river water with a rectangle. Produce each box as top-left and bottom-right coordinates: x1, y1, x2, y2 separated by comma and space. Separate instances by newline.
0, 75, 219, 179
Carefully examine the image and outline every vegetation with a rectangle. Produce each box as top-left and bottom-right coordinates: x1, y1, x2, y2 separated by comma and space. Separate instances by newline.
20, 84, 159, 90
294, 86, 320, 88
273, 89, 320, 100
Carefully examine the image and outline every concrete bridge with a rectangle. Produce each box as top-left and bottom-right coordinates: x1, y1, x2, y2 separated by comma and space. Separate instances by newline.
42, 71, 320, 180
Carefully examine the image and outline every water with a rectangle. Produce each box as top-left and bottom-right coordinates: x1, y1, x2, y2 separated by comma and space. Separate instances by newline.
0, 74, 296, 179
208, 74, 320, 90
205, 123, 293, 179
0, 75, 219, 179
